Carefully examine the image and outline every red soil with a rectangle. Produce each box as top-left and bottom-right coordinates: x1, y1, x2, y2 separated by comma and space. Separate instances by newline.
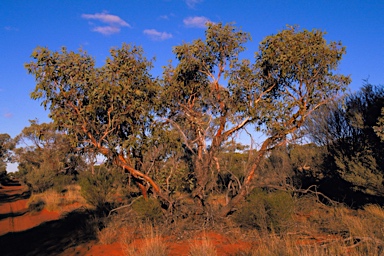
0, 183, 60, 236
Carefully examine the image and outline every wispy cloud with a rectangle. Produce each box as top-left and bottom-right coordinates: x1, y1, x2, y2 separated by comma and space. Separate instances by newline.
81, 12, 130, 35
93, 26, 121, 35
143, 29, 173, 41
4, 112, 13, 118
159, 15, 169, 20
183, 16, 211, 28
4, 26, 18, 31
185, 0, 203, 8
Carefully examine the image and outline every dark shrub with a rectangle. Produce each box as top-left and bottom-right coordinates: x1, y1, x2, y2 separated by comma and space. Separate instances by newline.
132, 197, 163, 223
79, 166, 117, 211
234, 188, 294, 232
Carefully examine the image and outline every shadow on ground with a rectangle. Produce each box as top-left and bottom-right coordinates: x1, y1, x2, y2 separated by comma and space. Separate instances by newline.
0, 180, 31, 204
0, 210, 28, 220
0, 208, 97, 256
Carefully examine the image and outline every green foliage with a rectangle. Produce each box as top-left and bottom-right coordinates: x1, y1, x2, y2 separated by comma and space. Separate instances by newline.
0, 133, 14, 173
14, 120, 83, 193
25, 44, 159, 166
79, 166, 118, 210
25, 43, 167, 201
53, 174, 74, 193
131, 197, 163, 223
234, 189, 294, 232
162, 22, 252, 201
25, 23, 350, 213
26, 167, 56, 193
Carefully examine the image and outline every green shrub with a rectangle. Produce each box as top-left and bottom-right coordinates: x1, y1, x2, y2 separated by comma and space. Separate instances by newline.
132, 197, 163, 223
79, 166, 117, 211
26, 168, 55, 193
53, 174, 73, 193
234, 189, 294, 232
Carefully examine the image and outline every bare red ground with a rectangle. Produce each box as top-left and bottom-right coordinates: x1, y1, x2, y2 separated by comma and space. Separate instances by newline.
0, 184, 61, 236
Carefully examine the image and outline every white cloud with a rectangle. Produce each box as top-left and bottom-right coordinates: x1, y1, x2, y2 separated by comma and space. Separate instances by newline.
143, 29, 173, 41
81, 12, 130, 27
159, 15, 169, 20
183, 16, 211, 28
185, 0, 203, 8
81, 12, 130, 35
93, 26, 121, 35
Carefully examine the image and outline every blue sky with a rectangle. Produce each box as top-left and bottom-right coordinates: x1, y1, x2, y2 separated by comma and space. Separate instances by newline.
1, 0, 384, 170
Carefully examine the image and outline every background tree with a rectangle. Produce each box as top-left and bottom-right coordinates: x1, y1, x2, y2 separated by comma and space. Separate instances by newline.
25, 45, 169, 202
308, 84, 384, 197
0, 133, 14, 181
14, 120, 85, 192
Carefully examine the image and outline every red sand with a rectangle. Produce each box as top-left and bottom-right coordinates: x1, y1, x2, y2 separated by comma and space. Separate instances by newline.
0, 184, 60, 236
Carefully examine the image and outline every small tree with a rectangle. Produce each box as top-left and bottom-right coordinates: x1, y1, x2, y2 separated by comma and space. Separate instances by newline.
26, 45, 169, 202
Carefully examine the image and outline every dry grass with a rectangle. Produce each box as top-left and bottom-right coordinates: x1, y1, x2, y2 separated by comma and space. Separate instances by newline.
120, 225, 169, 256
188, 234, 217, 256
242, 233, 350, 256
227, 195, 384, 256
54, 189, 383, 256
97, 215, 123, 245
364, 204, 384, 220
27, 184, 88, 212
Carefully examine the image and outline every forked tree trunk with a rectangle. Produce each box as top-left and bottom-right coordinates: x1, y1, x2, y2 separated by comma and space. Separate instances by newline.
218, 137, 275, 217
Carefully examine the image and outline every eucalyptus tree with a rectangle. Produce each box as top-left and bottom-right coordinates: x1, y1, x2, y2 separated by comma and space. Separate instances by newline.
162, 23, 253, 205
219, 26, 350, 216
162, 23, 350, 215
25, 44, 169, 202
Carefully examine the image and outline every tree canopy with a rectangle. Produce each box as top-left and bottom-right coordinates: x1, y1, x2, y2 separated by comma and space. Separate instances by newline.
26, 23, 350, 214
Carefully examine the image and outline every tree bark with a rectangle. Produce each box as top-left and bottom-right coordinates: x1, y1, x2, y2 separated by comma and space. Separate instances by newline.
218, 136, 277, 217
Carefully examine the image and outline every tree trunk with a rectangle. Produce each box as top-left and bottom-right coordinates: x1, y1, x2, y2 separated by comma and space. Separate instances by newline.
218, 137, 275, 217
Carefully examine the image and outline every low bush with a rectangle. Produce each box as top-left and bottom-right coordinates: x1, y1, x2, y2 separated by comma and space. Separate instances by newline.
26, 168, 55, 193
233, 188, 294, 232
131, 197, 163, 223
27, 196, 46, 212
52, 174, 73, 193
79, 166, 118, 211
